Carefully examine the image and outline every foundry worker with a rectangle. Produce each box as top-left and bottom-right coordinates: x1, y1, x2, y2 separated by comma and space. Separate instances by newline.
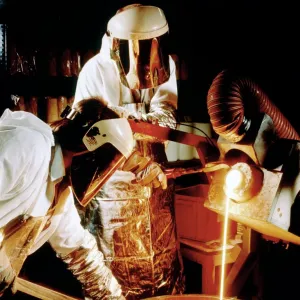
0, 97, 167, 298
74, 4, 185, 298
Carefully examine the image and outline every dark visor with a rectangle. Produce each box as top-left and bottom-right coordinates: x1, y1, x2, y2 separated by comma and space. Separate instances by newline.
70, 143, 127, 207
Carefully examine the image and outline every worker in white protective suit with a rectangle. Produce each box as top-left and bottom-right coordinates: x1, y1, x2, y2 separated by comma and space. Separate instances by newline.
0, 97, 167, 299
74, 4, 185, 299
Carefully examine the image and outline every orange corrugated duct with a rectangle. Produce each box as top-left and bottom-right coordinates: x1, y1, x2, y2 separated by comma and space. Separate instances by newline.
207, 70, 300, 142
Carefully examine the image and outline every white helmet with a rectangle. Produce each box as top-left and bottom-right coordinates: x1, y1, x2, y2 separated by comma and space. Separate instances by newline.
107, 4, 170, 89
63, 106, 134, 207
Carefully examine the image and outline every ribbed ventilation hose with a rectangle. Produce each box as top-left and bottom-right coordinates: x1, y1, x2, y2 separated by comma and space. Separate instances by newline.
207, 70, 300, 142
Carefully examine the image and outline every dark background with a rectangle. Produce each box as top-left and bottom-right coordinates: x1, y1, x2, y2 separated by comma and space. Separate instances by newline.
1, 0, 300, 132
1, 1, 300, 299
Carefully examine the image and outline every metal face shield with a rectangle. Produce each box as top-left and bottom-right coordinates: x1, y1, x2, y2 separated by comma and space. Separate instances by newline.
111, 35, 170, 89
70, 145, 127, 207
70, 118, 134, 207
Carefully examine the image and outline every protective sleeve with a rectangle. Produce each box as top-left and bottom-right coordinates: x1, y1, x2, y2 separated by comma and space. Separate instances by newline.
48, 196, 87, 255
146, 57, 178, 129
49, 200, 124, 299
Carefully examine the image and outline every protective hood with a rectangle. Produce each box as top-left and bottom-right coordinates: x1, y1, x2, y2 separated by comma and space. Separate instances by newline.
0, 109, 54, 146
0, 109, 55, 227
106, 5, 170, 89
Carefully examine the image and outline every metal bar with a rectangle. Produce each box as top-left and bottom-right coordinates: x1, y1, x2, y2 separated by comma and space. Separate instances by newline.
128, 119, 212, 146
128, 119, 219, 167
14, 277, 82, 300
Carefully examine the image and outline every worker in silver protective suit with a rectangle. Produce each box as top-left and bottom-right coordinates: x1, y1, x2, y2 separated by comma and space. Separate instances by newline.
0, 98, 167, 299
74, 4, 185, 299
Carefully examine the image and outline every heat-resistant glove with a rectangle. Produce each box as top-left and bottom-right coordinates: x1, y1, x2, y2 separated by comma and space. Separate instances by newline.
146, 102, 178, 129
121, 150, 167, 190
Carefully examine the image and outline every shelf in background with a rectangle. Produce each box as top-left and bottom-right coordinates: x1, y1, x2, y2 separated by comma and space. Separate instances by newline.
6, 75, 78, 97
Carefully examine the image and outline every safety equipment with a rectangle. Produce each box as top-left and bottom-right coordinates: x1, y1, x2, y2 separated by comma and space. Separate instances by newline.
58, 231, 124, 300
0, 247, 16, 296
67, 109, 134, 207
121, 150, 167, 189
107, 5, 170, 89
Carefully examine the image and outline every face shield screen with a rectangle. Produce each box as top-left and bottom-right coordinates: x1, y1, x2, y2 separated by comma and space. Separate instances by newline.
70, 143, 127, 207
113, 34, 170, 89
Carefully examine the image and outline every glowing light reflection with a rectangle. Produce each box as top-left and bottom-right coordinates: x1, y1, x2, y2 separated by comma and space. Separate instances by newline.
219, 196, 231, 300
225, 169, 243, 191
